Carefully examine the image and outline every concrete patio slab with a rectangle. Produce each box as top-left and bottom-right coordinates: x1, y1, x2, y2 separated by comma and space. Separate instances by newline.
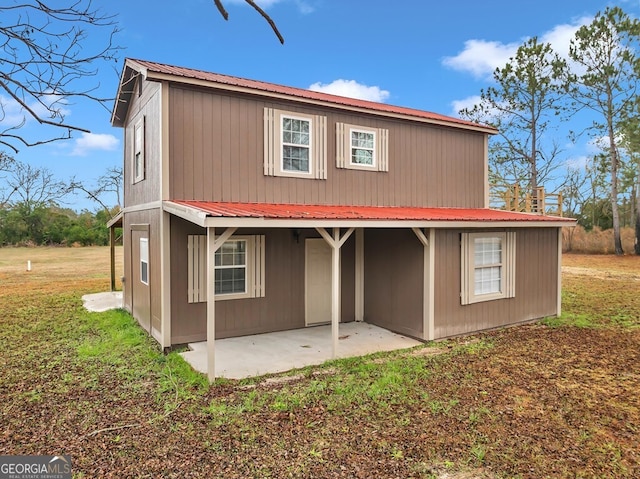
180, 322, 422, 379
82, 291, 123, 312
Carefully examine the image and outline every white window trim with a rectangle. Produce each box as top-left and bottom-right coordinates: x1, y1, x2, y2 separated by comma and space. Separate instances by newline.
188, 234, 265, 303
280, 113, 313, 176
264, 108, 327, 179
214, 238, 250, 300
461, 231, 516, 305
349, 127, 377, 169
336, 122, 389, 172
140, 237, 149, 285
133, 116, 145, 183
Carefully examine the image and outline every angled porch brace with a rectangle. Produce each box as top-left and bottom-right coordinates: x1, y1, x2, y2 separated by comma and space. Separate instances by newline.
316, 227, 355, 358
412, 227, 435, 340
206, 226, 237, 381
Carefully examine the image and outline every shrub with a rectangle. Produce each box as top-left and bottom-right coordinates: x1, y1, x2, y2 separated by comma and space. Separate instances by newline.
563, 225, 636, 254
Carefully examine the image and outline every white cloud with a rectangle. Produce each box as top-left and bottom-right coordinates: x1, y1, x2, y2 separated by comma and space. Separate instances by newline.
0, 95, 28, 128
71, 132, 119, 156
565, 155, 589, 170
0, 93, 71, 129
540, 16, 592, 59
225, 0, 314, 14
442, 39, 519, 79
442, 16, 593, 79
450, 95, 483, 116
308, 79, 390, 102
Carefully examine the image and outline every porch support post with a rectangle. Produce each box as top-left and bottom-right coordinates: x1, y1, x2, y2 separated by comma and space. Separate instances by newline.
160, 210, 172, 349
316, 227, 355, 358
109, 225, 116, 292
206, 226, 238, 382
427, 228, 436, 340
412, 227, 436, 340
206, 228, 216, 382
354, 228, 364, 322
556, 227, 563, 317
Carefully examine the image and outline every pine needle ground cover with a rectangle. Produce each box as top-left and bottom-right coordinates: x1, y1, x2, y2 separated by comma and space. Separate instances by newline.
0, 248, 638, 478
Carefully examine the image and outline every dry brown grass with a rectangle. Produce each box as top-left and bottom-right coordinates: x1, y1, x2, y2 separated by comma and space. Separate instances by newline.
563, 252, 640, 277
0, 245, 123, 297
564, 225, 636, 254
0, 246, 638, 478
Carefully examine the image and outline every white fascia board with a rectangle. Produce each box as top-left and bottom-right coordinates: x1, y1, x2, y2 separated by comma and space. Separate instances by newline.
202, 217, 576, 229
163, 202, 208, 227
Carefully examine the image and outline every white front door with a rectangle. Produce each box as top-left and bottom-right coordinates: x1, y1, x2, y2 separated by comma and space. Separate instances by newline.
305, 238, 332, 326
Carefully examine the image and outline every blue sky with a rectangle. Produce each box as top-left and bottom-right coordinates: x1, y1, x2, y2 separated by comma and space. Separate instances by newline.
6, 0, 640, 210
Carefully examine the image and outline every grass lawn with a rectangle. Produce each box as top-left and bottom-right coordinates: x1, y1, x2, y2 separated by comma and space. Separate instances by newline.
0, 247, 638, 478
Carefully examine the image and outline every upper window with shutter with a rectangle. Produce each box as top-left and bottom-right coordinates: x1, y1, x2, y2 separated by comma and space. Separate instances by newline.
336, 123, 388, 172
264, 108, 327, 179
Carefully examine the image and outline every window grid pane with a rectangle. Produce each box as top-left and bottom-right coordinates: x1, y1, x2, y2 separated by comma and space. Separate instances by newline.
282, 145, 309, 172
352, 149, 373, 165
282, 116, 311, 173
474, 266, 501, 295
474, 237, 502, 266
141, 262, 148, 284
351, 130, 375, 165
215, 267, 246, 294
214, 240, 247, 295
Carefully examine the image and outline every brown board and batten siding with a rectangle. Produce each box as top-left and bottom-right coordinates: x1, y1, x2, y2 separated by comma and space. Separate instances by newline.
167, 85, 486, 208
123, 209, 162, 336
433, 228, 559, 339
169, 216, 356, 343
363, 229, 424, 339
123, 79, 163, 206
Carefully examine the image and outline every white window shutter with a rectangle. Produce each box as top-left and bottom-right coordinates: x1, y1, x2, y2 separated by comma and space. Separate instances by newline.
460, 232, 471, 305
314, 115, 327, 179
336, 122, 346, 168
188, 235, 207, 303
253, 235, 266, 298
263, 108, 276, 176
505, 231, 516, 298
377, 128, 389, 172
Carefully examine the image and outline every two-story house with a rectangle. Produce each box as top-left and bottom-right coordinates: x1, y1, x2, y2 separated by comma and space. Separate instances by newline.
110, 58, 573, 380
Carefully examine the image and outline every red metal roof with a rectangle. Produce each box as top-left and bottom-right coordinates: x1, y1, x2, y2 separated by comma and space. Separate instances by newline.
169, 200, 570, 223
129, 58, 495, 133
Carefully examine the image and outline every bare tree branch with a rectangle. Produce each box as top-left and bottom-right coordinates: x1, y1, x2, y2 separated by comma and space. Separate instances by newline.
0, 0, 122, 152
67, 166, 122, 218
244, 0, 285, 44
213, 0, 229, 20
213, 0, 284, 44
2, 160, 70, 213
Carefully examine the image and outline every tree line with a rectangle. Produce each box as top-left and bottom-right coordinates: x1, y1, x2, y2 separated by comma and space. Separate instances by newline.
1, 2, 639, 252
0, 153, 121, 246
461, 6, 640, 255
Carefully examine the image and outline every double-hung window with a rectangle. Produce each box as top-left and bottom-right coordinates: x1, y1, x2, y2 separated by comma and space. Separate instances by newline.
461, 232, 515, 304
350, 129, 376, 166
264, 108, 327, 179
215, 239, 247, 295
281, 116, 311, 173
187, 235, 265, 303
336, 123, 388, 171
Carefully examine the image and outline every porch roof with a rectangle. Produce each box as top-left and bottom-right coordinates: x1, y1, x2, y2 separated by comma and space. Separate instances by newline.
164, 200, 576, 229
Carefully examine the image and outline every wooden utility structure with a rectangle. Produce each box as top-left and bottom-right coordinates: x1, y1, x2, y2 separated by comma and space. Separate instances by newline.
110, 59, 574, 381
